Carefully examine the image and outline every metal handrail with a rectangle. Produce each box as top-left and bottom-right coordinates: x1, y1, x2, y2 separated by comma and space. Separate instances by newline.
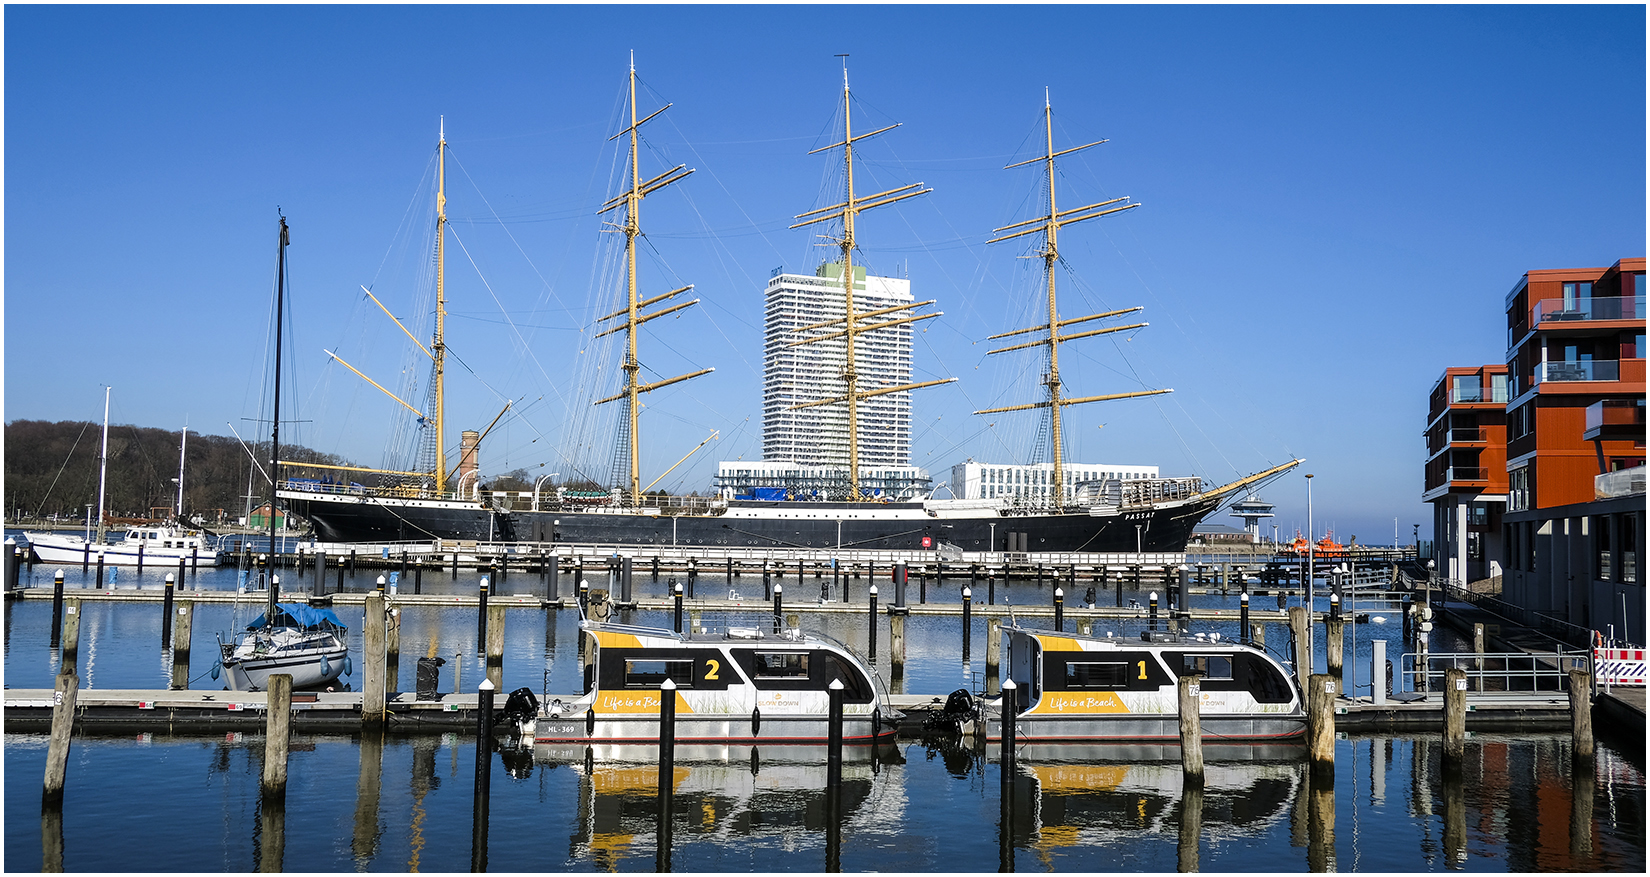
1399, 649, 1591, 693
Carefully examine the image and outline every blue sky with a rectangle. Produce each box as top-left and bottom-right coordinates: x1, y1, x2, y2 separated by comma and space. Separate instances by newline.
5, 5, 1645, 544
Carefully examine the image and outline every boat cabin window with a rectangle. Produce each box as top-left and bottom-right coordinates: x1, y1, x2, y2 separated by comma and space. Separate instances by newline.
752, 651, 809, 679
624, 659, 694, 689
1064, 662, 1130, 689
1181, 654, 1234, 681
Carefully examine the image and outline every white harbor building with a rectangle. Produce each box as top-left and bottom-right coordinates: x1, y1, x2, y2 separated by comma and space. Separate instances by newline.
949, 459, 1159, 504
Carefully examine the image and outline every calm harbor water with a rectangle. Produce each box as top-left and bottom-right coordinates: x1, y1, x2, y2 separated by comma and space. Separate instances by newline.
4, 549, 1645, 871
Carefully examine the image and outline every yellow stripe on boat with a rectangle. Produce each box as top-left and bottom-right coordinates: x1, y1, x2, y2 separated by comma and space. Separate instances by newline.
1033, 634, 1084, 652
591, 631, 644, 649
596, 691, 695, 714
1027, 691, 1130, 715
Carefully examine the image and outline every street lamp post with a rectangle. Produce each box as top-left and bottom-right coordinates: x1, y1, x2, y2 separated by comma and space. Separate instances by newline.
1305, 473, 1315, 673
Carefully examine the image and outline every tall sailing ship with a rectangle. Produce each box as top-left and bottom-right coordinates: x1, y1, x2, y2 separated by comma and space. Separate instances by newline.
278, 70, 1299, 553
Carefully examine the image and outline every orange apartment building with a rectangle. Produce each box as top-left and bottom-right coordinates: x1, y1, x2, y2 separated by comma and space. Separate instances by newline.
1423, 364, 1509, 584
1498, 258, 1644, 644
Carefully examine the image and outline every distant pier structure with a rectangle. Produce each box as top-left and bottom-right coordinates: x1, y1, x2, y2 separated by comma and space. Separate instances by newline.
1229, 494, 1275, 543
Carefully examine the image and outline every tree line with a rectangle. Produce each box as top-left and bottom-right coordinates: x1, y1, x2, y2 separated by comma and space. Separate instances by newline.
4, 419, 354, 524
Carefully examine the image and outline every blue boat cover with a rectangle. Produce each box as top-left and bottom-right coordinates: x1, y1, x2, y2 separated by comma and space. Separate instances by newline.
247, 603, 347, 631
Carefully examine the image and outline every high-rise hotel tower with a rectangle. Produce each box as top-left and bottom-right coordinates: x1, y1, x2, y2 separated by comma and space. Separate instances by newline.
762, 262, 917, 468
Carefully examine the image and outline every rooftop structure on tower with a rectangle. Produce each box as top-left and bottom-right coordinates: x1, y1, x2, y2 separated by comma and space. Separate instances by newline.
1228, 494, 1275, 543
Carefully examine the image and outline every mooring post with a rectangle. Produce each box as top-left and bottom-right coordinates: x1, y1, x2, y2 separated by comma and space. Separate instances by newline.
376, 574, 386, 595
177, 555, 187, 590
476, 577, 490, 655
621, 556, 633, 604
674, 581, 684, 634
1149, 591, 1160, 632
762, 561, 772, 599
1000, 678, 1018, 783
890, 613, 906, 682
986, 617, 1001, 694
657, 677, 677, 872
868, 584, 879, 661
338, 554, 347, 592
1239, 592, 1250, 644
771, 583, 783, 634
1178, 674, 1204, 788
51, 570, 66, 646
1373, 639, 1389, 705
1308, 673, 1336, 779
42, 672, 79, 808
961, 587, 973, 661
169, 600, 194, 689
60, 599, 82, 675
136, 541, 145, 575
894, 562, 907, 610
1569, 668, 1594, 760
162, 573, 175, 645
262, 673, 293, 801
413, 559, 421, 596
4, 540, 20, 595
1473, 623, 1486, 691
362, 593, 387, 727
471, 678, 494, 874
546, 555, 559, 603
1289, 606, 1311, 684
386, 608, 400, 693
826, 677, 845, 875
1326, 615, 1345, 679
486, 603, 506, 690
987, 568, 995, 606
1443, 667, 1467, 770
1053, 587, 1064, 632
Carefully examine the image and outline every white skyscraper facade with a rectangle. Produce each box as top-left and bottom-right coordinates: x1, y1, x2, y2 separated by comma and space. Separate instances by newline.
762, 263, 918, 468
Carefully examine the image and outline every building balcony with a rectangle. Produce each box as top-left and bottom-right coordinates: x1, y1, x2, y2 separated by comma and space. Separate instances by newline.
1533, 294, 1645, 325
1583, 399, 1646, 441
1533, 360, 1620, 385
1451, 386, 1507, 404
1445, 466, 1489, 482
1595, 465, 1646, 500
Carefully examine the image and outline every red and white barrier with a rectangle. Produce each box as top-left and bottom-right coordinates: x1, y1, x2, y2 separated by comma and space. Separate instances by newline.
1594, 646, 1646, 686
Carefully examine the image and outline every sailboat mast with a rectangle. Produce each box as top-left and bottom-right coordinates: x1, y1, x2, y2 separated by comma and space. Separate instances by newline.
271, 213, 288, 566
95, 386, 110, 544
591, 56, 707, 508
176, 426, 188, 521
978, 94, 1158, 512
624, 62, 643, 504
1040, 100, 1067, 509
434, 119, 449, 495
838, 70, 863, 500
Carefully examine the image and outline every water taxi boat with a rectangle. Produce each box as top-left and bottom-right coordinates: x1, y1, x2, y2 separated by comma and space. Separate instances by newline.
978, 624, 1305, 742
533, 617, 900, 755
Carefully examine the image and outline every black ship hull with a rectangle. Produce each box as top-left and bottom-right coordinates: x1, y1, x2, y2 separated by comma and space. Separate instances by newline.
277, 489, 1222, 553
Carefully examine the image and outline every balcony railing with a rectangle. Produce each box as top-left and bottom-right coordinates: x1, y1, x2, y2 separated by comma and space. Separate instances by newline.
1450, 385, 1508, 404
1595, 466, 1646, 500
1450, 427, 1486, 443
1585, 400, 1645, 432
1534, 360, 1620, 384
1446, 467, 1488, 482
1533, 294, 1645, 324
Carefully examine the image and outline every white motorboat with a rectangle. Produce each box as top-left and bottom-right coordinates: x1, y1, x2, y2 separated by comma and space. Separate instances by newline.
27, 523, 219, 568
216, 602, 349, 691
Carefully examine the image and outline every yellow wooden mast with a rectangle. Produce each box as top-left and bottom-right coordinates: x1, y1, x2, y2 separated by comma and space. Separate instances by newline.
975, 93, 1162, 511
594, 56, 710, 507
789, 59, 951, 500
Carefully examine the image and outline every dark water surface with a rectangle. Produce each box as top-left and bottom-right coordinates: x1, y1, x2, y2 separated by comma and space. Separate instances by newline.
5, 551, 1645, 871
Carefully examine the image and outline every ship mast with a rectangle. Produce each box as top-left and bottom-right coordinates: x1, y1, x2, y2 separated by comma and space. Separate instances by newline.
976, 94, 1167, 512
433, 118, 448, 494
594, 56, 711, 507
789, 59, 952, 501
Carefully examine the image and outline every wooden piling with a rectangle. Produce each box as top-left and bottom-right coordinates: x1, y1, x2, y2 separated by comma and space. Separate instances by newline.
486, 603, 506, 690
1325, 617, 1344, 679
1177, 785, 1204, 873
1473, 623, 1486, 691
42, 673, 79, 807
1289, 607, 1311, 684
1442, 667, 1467, 764
890, 613, 906, 681
1178, 675, 1204, 787
60, 599, 83, 675
986, 617, 1001, 687
362, 594, 387, 726
1568, 668, 1594, 760
1307, 674, 1335, 779
169, 601, 193, 690
262, 673, 293, 800
1250, 622, 1266, 650
386, 607, 400, 693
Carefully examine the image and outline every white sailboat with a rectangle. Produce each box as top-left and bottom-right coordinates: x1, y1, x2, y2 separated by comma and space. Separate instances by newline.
26, 391, 219, 568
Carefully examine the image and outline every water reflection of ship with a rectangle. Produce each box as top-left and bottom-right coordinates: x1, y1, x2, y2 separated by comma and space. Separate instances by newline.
536, 752, 906, 868
1000, 749, 1305, 852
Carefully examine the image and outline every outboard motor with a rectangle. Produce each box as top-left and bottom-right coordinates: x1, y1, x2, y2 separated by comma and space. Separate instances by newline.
495, 687, 540, 746
922, 687, 978, 736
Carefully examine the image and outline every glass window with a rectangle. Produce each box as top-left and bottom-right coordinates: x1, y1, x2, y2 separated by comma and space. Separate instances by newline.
1064, 662, 1129, 689
752, 651, 809, 679
1183, 654, 1234, 680
1636, 334, 1645, 359
1491, 374, 1509, 403
624, 659, 693, 688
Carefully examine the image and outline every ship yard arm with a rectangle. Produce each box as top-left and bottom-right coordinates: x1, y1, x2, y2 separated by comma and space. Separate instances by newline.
1192, 459, 1306, 503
